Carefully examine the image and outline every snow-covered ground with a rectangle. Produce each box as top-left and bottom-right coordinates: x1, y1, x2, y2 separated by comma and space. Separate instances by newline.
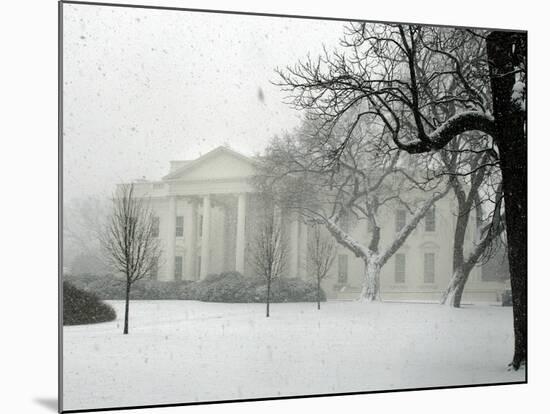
63, 300, 524, 411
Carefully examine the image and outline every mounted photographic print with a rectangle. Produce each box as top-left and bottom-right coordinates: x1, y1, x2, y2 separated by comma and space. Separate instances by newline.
60, 1, 527, 412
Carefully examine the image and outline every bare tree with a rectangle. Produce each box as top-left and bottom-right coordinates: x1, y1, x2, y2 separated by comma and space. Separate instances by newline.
250, 199, 288, 318
276, 23, 526, 369
259, 117, 450, 302
101, 184, 162, 334
307, 224, 336, 310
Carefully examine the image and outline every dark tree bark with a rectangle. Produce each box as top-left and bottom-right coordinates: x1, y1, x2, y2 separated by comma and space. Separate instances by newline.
486, 31, 527, 369
266, 278, 271, 318
368, 225, 381, 253
442, 180, 479, 307
123, 282, 130, 335
317, 278, 321, 310
451, 263, 475, 308
452, 201, 468, 269
450, 201, 469, 306
442, 188, 504, 308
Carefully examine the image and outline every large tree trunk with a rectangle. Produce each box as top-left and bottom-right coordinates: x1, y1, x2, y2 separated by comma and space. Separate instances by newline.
441, 206, 505, 307
441, 264, 476, 307
441, 198, 469, 307
452, 272, 468, 308
359, 258, 381, 302
123, 281, 130, 335
451, 200, 468, 275
487, 31, 527, 370
500, 156, 527, 370
360, 226, 382, 302
441, 267, 465, 306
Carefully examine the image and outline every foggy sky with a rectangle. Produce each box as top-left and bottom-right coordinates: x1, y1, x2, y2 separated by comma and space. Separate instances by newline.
62, 3, 347, 201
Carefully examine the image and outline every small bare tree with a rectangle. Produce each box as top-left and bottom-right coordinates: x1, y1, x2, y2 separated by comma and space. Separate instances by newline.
101, 184, 162, 334
251, 202, 288, 318
307, 224, 336, 310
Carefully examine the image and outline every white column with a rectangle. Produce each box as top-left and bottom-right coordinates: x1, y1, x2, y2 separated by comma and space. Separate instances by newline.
165, 196, 176, 281
235, 193, 247, 274
188, 200, 198, 279
289, 215, 299, 278
200, 194, 211, 279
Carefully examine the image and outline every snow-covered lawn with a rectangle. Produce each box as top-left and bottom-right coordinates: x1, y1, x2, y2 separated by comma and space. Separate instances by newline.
63, 300, 524, 411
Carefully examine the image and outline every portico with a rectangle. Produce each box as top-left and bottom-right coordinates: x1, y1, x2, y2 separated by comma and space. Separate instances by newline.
161, 192, 248, 280
132, 146, 258, 281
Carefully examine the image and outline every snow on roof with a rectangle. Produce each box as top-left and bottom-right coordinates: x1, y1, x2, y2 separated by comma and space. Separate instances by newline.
169, 160, 192, 173
163, 146, 259, 180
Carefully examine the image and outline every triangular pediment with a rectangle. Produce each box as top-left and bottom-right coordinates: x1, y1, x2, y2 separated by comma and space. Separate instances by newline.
163, 146, 259, 181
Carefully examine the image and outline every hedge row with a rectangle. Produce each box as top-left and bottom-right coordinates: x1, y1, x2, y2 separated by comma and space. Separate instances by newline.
180, 272, 326, 303
64, 272, 326, 303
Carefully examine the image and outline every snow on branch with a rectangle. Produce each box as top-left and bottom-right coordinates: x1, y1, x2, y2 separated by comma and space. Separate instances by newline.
379, 184, 451, 265
323, 217, 370, 260
393, 111, 496, 154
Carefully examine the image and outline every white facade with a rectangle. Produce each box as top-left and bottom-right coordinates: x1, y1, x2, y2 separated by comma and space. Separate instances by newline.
129, 146, 508, 302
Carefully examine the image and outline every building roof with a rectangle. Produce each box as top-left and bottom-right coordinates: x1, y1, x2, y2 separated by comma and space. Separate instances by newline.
162, 146, 259, 181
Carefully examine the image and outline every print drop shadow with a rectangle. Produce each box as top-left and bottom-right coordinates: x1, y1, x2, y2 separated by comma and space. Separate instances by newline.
34, 397, 58, 412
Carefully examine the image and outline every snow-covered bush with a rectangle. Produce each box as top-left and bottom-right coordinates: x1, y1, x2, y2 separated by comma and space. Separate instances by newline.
63, 281, 116, 325
201, 272, 230, 284
133, 279, 193, 299
181, 271, 261, 302
181, 272, 326, 303
270, 277, 320, 302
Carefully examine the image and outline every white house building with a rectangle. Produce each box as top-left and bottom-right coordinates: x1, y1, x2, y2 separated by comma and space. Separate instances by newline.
128, 146, 509, 302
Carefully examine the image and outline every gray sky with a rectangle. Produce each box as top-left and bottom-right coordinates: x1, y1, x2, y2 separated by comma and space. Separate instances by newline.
63, 3, 347, 200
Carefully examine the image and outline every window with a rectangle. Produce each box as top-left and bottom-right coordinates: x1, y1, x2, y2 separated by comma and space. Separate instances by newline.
150, 258, 158, 280
425, 206, 436, 232
152, 216, 160, 238
394, 253, 406, 283
395, 210, 406, 232
176, 216, 184, 237
424, 253, 435, 284
337, 254, 348, 284
175, 256, 183, 281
